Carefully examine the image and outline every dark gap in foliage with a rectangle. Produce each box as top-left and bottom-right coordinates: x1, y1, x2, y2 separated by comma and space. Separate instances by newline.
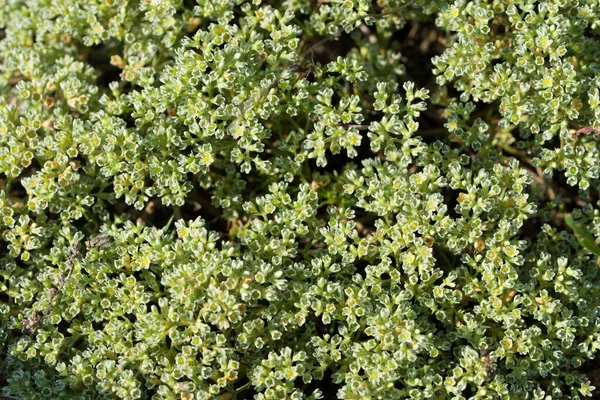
416, 79, 462, 143
97, 182, 117, 211
461, 383, 477, 398
188, 186, 229, 238
396, 21, 448, 142
582, 26, 600, 41
582, 357, 600, 394
427, 309, 447, 334
69, 215, 100, 241
290, 251, 306, 267
314, 202, 331, 222
91, 320, 104, 332
443, 187, 462, 219
71, 154, 88, 173
490, 58, 503, 69
356, 129, 377, 161
395, 21, 445, 87
523, 316, 547, 337
354, 211, 380, 235
122, 112, 136, 129
518, 217, 543, 246
105, 194, 154, 228
182, 0, 196, 11
85, 44, 123, 89
235, 374, 256, 399
0, 238, 8, 274
396, 20, 446, 93
0, 370, 6, 391
353, 257, 369, 280
441, 81, 462, 102
470, 99, 500, 126
312, 314, 328, 336
432, 244, 460, 271
490, 17, 507, 36
123, 313, 137, 325
294, 62, 319, 84
393, 378, 407, 393
537, 162, 600, 223
292, 129, 374, 192
144, 302, 155, 315
302, 31, 355, 71
417, 111, 446, 139
55, 318, 73, 337
585, 182, 600, 210
535, 169, 588, 230
553, 173, 584, 211
104, 173, 232, 241
8, 161, 42, 197
330, 90, 342, 109
300, 367, 340, 398
306, 152, 357, 177
143, 385, 158, 399
243, 169, 270, 195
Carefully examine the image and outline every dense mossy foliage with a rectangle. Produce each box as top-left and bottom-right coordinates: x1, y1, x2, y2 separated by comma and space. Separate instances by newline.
2, 0, 600, 399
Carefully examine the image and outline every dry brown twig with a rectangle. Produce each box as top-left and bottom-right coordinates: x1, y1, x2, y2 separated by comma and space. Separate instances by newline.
479, 348, 496, 380
22, 239, 85, 335
573, 125, 596, 136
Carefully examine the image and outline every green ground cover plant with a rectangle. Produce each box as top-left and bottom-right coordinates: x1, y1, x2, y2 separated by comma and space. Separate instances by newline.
2, 0, 600, 398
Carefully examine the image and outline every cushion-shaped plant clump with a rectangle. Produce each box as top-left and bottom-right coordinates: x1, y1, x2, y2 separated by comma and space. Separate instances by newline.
2, 0, 600, 399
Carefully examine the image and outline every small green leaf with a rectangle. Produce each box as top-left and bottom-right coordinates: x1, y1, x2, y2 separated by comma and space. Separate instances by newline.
564, 214, 600, 257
